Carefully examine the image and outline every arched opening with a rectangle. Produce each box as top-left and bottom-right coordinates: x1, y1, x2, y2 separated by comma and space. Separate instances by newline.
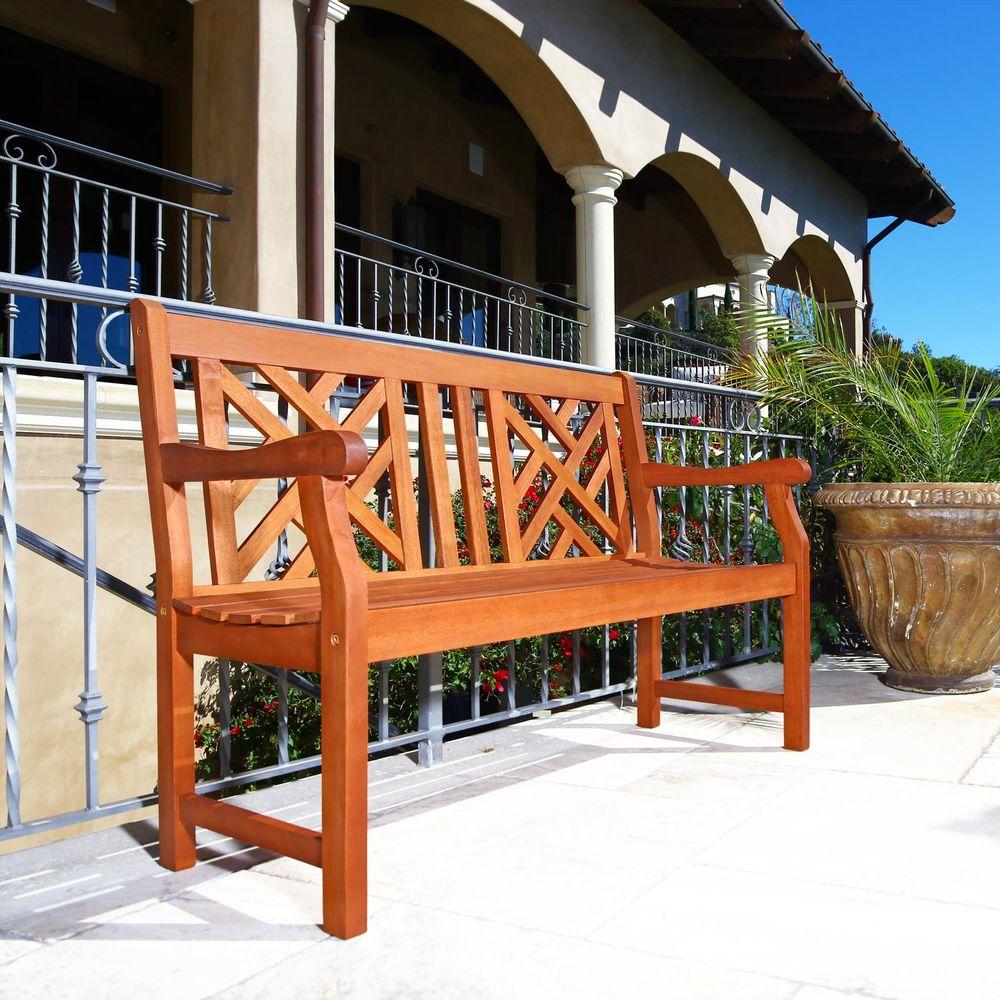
349, 0, 602, 174
334, 6, 602, 354
770, 234, 856, 304
770, 234, 861, 351
615, 154, 764, 326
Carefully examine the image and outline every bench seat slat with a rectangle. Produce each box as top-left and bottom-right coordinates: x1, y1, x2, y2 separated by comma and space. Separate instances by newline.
175, 560, 795, 664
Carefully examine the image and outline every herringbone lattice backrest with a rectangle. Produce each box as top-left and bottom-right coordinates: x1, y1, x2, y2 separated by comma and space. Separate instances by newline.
135, 302, 645, 587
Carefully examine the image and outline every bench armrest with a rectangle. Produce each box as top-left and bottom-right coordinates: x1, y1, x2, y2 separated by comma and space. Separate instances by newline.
160, 430, 368, 483
641, 457, 811, 489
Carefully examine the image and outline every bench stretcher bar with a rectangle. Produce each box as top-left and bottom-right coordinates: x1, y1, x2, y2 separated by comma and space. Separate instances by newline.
654, 679, 784, 713
179, 793, 322, 867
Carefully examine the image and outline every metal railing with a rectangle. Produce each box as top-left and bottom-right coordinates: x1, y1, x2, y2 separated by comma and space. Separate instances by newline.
0, 279, 809, 843
1, 119, 230, 369
334, 223, 585, 363
615, 315, 727, 383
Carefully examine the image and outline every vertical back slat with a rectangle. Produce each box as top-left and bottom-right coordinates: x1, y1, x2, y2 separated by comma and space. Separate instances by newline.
452, 386, 490, 565
383, 378, 422, 570
601, 401, 633, 557
192, 358, 241, 584
483, 389, 524, 563
416, 382, 459, 568
616, 374, 658, 557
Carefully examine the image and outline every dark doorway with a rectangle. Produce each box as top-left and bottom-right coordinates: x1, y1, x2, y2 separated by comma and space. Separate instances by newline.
411, 189, 501, 282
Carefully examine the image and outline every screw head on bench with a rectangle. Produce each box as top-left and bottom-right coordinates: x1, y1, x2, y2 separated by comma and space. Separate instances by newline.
330, 634, 340, 647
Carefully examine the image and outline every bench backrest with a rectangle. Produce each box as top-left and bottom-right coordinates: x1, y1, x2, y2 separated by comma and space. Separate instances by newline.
131, 299, 658, 595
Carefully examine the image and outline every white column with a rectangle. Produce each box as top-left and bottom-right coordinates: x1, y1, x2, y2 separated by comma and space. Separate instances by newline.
730, 252, 776, 355
324, 2, 350, 322
566, 165, 623, 370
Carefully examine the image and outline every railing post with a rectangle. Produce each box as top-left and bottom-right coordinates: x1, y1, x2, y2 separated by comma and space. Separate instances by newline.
72, 372, 107, 810
416, 440, 444, 767
2, 363, 19, 827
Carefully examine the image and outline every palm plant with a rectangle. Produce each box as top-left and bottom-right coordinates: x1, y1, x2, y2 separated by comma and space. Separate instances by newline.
728, 291, 1000, 483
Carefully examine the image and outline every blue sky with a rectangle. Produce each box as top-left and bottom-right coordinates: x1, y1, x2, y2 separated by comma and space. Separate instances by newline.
784, 0, 999, 369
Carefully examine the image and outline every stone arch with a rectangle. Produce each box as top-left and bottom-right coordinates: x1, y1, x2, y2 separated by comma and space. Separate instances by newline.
649, 152, 766, 260
770, 234, 856, 303
352, 0, 604, 174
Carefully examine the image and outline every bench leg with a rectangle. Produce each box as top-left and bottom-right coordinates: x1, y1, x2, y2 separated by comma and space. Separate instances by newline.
320, 626, 369, 939
156, 614, 197, 871
636, 616, 662, 729
782, 589, 811, 752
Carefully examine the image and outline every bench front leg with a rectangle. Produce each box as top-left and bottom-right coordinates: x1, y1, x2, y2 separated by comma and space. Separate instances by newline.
300, 475, 370, 939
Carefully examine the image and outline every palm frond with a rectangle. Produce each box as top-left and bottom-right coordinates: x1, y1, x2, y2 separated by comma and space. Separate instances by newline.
726, 282, 1000, 483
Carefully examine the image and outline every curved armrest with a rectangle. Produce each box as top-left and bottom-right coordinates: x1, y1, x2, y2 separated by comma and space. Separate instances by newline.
160, 430, 368, 483
641, 457, 811, 489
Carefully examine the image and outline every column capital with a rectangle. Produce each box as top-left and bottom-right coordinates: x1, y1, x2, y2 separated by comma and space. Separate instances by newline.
729, 252, 776, 278
326, 1, 350, 22
566, 165, 624, 206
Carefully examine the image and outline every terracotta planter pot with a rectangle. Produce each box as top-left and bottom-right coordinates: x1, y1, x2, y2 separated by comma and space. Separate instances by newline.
815, 483, 1000, 694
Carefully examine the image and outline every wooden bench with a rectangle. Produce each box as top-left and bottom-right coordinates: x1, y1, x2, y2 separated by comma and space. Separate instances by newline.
131, 297, 811, 939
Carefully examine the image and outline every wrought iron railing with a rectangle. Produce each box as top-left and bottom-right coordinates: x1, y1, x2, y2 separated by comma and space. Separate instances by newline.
334, 223, 585, 363
615, 315, 727, 383
0, 279, 808, 843
0, 119, 230, 369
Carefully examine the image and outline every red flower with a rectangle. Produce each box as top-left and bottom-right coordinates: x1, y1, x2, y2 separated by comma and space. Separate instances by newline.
230, 724, 241, 736
609, 628, 620, 640
690, 415, 703, 427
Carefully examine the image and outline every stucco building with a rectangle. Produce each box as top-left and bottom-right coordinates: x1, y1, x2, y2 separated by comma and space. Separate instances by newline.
0, 0, 954, 845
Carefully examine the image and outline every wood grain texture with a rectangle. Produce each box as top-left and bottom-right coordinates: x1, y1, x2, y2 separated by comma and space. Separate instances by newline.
180, 794, 322, 867
130, 297, 815, 940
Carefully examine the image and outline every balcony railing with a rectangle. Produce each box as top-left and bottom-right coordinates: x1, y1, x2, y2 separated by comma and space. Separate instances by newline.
0, 119, 230, 369
334, 223, 585, 364
0, 276, 809, 843
615, 315, 727, 383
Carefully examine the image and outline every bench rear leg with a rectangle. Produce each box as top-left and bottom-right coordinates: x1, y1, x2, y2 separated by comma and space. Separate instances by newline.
156, 615, 197, 871
636, 616, 662, 729
320, 625, 369, 939
782, 588, 811, 751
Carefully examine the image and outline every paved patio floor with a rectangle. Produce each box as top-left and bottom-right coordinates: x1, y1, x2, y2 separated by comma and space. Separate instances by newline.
2, 655, 1000, 1000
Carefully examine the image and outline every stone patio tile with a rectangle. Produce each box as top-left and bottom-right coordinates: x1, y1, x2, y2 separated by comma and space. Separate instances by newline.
364, 776, 703, 933
0, 933, 44, 966
963, 729, 1000, 787
691, 768, 1000, 910
591, 864, 1000, 1000
692, 671, 1000, 783
1, 871, 332, 1000
211, 899, 802, 1000
790, 987, 894, 1000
